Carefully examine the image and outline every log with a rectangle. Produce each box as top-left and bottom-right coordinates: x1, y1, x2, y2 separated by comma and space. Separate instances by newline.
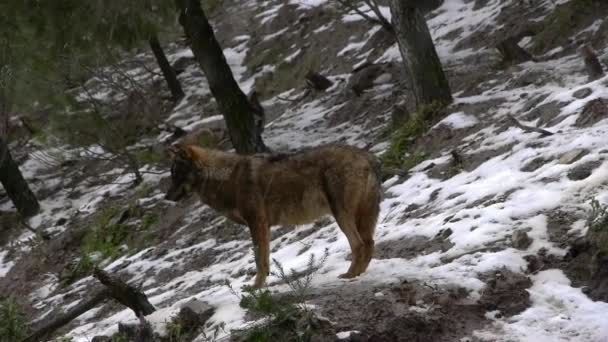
507, 114, 554, 137
22, 269, 155, 342
22, 289, 109, 342
496, 37, 533, 66
93, 268, 155, 317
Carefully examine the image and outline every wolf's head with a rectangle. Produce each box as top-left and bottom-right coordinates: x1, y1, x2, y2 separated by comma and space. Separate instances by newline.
165, 144, 201, 202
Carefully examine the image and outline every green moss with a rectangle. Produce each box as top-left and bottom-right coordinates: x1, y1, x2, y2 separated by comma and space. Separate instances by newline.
141, 213, 157, 230
381, 102, 445, 170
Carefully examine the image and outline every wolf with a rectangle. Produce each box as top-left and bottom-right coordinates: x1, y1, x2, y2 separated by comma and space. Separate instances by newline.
166, 144, 382, 288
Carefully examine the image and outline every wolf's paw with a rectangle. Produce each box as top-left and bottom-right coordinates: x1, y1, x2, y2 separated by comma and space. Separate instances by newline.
253, 275, 266, 288
338, 272, 357, 279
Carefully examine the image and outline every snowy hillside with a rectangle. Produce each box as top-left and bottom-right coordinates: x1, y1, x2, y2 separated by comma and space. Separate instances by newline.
2, 0, 608, 341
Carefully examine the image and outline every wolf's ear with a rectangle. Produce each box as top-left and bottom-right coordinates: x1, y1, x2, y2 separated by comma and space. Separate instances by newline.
168, 143, 200, 162
168, 143, 190, 160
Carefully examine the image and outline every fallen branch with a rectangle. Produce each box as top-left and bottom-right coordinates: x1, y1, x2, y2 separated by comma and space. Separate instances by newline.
277, 88, 311, 103
22, 269, 155, 342
93, 268, 155, 318
22, 289, 109, 342
507, 114, 554, 137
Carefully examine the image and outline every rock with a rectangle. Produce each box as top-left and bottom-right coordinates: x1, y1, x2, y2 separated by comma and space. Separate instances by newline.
117, 322, 154, 341
91, 336, 111, 342
172, 56, 195, 75
479, 269, 531, 316
558, 149, 588, 165
575, 98, 608, 127
55, 217, 68, 226
572, 88, 593, 99
391, 102, 410, 127
523, 100, 568, 127
108, 208, 132, 227
520, 157, 549, 172
521, 94, 549, 114
473, 0, 491, 10
588, 251, 608, 302
511, 230, 533, 250
348, 63, 388, 96
179, 298, 215, 326
567, 161, 601, 180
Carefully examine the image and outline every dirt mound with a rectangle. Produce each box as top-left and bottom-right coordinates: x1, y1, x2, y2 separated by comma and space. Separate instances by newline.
311, 280, 486, 342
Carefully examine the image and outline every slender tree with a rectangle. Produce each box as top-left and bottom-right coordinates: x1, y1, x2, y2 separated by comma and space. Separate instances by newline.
149, 34, 184, 101
0, 62, 39, 217
389, 0, 452, 108
175, 0, 267, 154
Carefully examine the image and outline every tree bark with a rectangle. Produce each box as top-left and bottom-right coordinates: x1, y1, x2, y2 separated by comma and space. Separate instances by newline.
93, 268, 155, 317
389, 1, 452, 108
0, 141, 40, 217
175, 0, 267, 154
149, 34, 185, 102
0, 94, 40, 218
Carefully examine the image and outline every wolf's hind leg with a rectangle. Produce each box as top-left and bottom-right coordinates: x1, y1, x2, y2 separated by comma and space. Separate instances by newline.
248, 217, 270, 288
333, 212, 365, 278
356, 185, 380, 275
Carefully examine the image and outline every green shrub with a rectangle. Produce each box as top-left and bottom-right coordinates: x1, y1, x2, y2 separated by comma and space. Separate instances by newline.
231, 250, 332, 342
135, 148, 163, 165
532, 0, 603, 54
381, 102, 445, 170
587, 199, 608, 232
81, 206, 130, 261
0, 298, 28, 342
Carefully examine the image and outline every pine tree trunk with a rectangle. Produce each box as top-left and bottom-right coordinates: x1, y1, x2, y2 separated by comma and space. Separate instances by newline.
389, 1, 452, 108
0, 138, 40, 217
149, 34, 184, 102
175, 0, 267, 154
0, 87, 40, 218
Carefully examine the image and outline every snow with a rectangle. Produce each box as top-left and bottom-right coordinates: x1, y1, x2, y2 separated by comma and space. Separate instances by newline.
290, 0, 329, 8
0, 251, 14, 278
283, 49, 302, 63
474, 270, 608, 341
435, 111, 479, 129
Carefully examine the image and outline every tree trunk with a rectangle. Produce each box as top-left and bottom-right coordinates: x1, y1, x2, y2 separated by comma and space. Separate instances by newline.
175, 0, 267, 154
0, 140, 40, 217
389, 1, 452, 108
148, 34, 185, 102
0, 93, 40, 218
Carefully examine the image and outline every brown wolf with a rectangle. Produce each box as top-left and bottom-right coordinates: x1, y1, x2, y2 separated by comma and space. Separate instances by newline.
166, 144, 382, 288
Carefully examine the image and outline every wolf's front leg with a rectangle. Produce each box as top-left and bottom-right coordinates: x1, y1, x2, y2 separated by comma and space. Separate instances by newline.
249, 219, 270, 288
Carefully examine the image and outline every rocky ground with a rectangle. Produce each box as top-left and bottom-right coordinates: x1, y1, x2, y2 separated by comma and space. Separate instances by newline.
2, 0, 608, 341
